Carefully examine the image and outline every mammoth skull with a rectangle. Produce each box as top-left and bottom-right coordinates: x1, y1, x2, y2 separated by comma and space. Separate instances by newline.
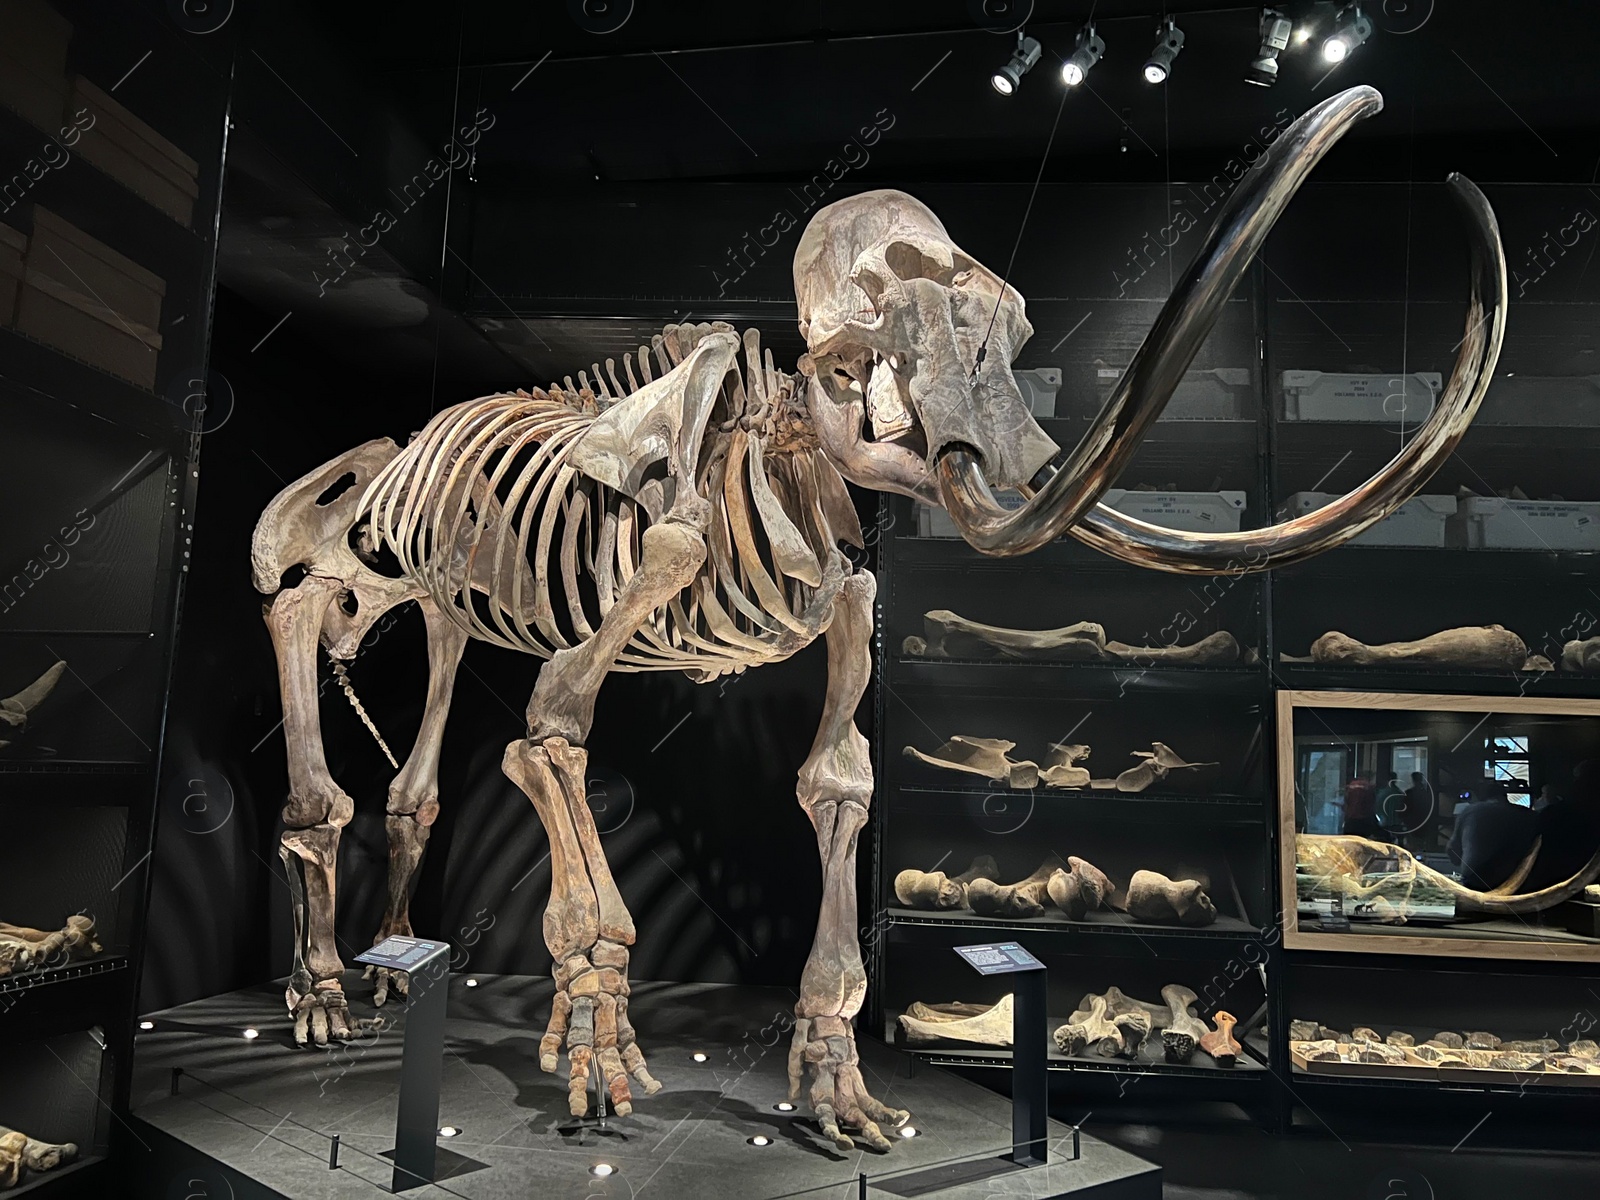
793, 190, 1059, 502
793, 87, 1508, 573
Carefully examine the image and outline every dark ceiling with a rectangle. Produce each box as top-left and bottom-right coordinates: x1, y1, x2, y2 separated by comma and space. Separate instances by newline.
300, 0, 1600, 186
218, 0, 1600, 391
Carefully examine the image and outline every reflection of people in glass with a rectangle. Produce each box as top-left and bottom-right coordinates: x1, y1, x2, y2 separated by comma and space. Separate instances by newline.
1447, 780, 1539, 891
1524, 762, 1600, 892
1376, 772, 1405, 830
1534, 783, 1562, 812
1342, 774, 1379, 838
1404, 772, 1436, 852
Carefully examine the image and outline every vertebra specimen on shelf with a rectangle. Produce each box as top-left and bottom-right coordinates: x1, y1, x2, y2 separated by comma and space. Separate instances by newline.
903, 733, 1216, 793
968, 856, 1066, 919
0, 660, 66, 751
1198, 1011, 1241, 1067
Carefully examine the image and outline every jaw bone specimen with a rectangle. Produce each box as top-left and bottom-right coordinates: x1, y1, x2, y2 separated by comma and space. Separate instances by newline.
0, 660, 66, 751
1282, 626, 1544, 671
903, 610, 1250, 665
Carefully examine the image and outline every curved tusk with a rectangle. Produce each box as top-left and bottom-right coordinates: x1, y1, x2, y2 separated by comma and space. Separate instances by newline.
1305, 834, 1600, 918
937, 85, 1386, 555
1072, 172, 1506, 574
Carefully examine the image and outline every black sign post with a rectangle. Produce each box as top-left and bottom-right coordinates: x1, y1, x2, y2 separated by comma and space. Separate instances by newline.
354, 935, 451, 1192
953, 941, 1047, 1166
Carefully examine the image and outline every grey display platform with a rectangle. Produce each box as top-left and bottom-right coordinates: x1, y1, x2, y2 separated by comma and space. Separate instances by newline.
130, 975, 1160, 1199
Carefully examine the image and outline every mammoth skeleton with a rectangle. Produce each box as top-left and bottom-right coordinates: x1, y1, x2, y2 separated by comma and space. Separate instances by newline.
251, 87, 1524, 1152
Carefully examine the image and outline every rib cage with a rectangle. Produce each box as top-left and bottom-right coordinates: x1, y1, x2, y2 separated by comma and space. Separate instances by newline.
355, 325, 858, 678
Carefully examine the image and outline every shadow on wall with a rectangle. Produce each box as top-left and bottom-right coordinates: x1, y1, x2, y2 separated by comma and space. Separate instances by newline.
141, 289, 837, 1013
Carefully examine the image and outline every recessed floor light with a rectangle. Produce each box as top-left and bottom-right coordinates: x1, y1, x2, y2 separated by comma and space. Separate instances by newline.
242, 1028, 260, 1040
774, 1102, 795, 1112
464, 979, 478, 988
747, 1135, 772, 1147
898, 1126, 919, 1139
139, 1021, 155, 1031
591, 1163, 616, 1177
691, 1052, 708, 1063
438, 1126, 461, 1138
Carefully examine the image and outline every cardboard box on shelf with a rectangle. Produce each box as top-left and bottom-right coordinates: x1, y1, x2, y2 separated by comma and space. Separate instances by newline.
1281, 371, 1443, 423
0, 222, 26, 326
69, 76, 200, 226
1281, 491, 1457, 547
0, 0, 73, 131
27, 207, 166, 331
16, 270, 162, 390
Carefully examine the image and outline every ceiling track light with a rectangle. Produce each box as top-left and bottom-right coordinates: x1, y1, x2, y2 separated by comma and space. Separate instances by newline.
1246, 8, 1293, 87
1322, 3, 1373, 64
1060, 22, 1105, 87
992, 33, 1042, 96
1142, 16, 1185, 84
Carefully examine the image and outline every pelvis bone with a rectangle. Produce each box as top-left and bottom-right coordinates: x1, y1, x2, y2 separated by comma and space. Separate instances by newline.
905, 610, 1248, 665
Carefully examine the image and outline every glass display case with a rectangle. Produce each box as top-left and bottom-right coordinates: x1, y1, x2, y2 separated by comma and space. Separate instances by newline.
1277, 690, 1600, 961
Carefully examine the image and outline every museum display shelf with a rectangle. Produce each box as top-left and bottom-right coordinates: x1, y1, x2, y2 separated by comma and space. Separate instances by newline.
129, 977, 1162, 1200
891, 784, 1267, 826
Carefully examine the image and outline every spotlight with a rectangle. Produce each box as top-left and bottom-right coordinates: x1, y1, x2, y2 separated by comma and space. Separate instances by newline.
1246, 8, 1293, 87
899, 1126, 920, 1139
591, 1163, 616, 1178
464, 978, 478, 988
438, 1126, 461, 1138
139, 1021, 155, 1031
1322, 4, 1372, 63
747, 1135, 772, 1146
774, 1102, 796, 1112
242, 1028, 260, 1040
1060, 22, 1104, 87
1142, 17, 1184, 84
992, 34, 1042, 96
692, 1052, 708, 1063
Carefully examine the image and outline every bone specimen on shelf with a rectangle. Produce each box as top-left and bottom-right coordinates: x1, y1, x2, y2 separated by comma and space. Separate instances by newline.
1464, 1031, 1501, 1050
1199, 1011, 1241, 1067
1289, 1019, 1319, 1042
1430, 1031, 1466, 1049
1410, 1043, 1464, 1065
1037, 742, 1092, 789
968, 855, 1065, 919
1158, 985, 1211, 1064
1045, 855, 1115, 920
1354, 1043, 1406, 1065
1351, 1026, 1381, 1044
1282, 625, 1534, 671
1385, 1031, 1416, 1048
1499, 1038, 1559, 1054
0, 660, 66, 750
1569, 1040, 1599, 1058
1053, 994, 1124, 1057
1091, 742, 1216, 793
1124, 869, 1218, 926
0, 915, 102, 977
897, 994, 1014, 1046
0, 1126, 77, 1188
1561, 636, 1600, 671
1297, 832, 1600, 917
902, 735, 1039, 789
902, 610, 1248, 666
894, 854, 999, 910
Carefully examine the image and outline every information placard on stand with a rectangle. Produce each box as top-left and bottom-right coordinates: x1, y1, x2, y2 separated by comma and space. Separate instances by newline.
354, 936, 451, 1192
954, 941, 1047, 1166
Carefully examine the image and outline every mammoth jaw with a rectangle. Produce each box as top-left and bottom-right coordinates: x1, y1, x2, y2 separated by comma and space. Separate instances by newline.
802, 371, 940, 505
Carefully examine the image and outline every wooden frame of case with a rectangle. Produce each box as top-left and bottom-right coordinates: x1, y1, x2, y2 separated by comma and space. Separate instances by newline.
1276, 689, 1600, 962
